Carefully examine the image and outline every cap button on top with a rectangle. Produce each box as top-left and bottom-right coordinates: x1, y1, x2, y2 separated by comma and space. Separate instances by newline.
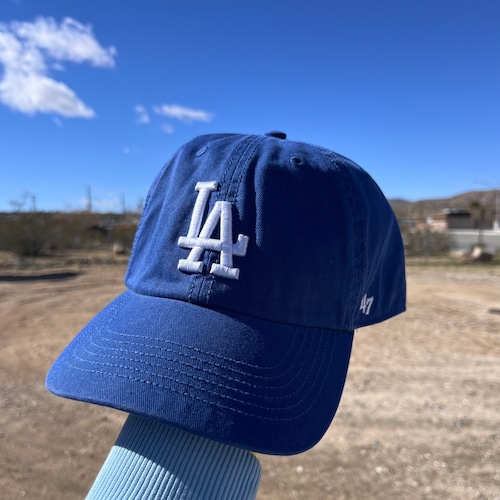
265, 131, 287, 139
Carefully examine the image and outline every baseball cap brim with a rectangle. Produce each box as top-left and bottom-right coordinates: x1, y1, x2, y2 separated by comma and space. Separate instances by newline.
46, 289, 353, 455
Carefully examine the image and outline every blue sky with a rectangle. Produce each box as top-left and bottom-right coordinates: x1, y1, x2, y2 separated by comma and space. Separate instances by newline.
0, 0, 498, 212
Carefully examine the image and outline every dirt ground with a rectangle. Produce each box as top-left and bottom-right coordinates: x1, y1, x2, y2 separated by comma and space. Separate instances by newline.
1, 259, 499, 499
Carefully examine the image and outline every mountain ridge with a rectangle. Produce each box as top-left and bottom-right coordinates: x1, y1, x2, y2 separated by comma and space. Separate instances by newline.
389, 189, 498, 215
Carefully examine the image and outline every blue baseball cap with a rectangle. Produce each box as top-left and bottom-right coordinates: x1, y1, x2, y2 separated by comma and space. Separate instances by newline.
46, 132, 406, 455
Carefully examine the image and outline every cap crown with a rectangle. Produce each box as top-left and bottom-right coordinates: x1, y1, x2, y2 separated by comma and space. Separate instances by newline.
126, 133, 406, 331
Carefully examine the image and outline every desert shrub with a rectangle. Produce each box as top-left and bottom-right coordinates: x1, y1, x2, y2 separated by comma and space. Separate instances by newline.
0, 212, 52, 256
0, 212, 138, 257
110, 225, 137, 252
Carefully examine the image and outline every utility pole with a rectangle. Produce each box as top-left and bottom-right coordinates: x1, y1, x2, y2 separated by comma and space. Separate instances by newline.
475, 181, 499, 231
87, 186, 92, 213
494, 187, 499, 231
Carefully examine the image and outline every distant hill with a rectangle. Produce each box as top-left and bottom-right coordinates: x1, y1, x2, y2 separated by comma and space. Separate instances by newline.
0, 189, 497, 219
389, 190, 498, 215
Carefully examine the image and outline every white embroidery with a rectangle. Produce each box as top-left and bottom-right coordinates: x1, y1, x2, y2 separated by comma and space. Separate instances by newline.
178, 181, 249, 280
360, 293, 374, 315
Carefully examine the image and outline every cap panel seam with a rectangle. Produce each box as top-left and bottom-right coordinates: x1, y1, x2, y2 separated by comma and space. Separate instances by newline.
186, 138, 250, 304
203, 136, 264, 304
337, 159, 366, 327
313, 147, 365, 329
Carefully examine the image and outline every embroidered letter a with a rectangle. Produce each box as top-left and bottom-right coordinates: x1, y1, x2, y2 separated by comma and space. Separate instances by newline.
178, 182, 249, 280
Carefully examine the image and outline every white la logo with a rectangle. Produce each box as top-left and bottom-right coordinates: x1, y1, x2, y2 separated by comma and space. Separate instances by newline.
178, 181, 249, 280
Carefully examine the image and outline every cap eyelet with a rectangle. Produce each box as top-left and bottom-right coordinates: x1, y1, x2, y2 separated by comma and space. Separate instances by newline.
196, 146, 208, 156
290, 156, 304, 167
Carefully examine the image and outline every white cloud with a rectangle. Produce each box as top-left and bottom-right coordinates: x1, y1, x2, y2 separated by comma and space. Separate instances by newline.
134, 104, 150, 124
123, 144, 138, 154
1, 71, 96, 117
93, 197, 122, 211
153, 103, 214, 123
12, 17, 116, 66
78, 194, 121, 212
0, 16, 116, 118
161, 123, 175, 134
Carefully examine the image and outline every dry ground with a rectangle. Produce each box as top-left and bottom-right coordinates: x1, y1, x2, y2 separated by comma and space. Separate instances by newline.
0, 258, 499, 499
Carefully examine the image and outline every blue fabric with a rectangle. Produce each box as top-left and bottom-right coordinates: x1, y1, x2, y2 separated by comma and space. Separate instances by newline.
46, 132, 406, 455
86, 414, 261, 499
